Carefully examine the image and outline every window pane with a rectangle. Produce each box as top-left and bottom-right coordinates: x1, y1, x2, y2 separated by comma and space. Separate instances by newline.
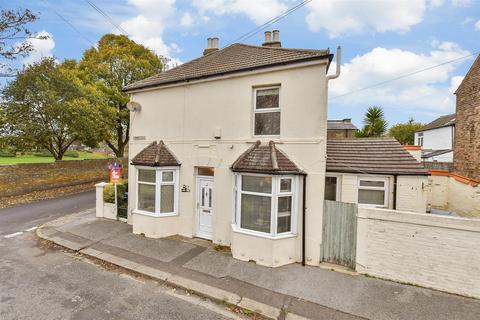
242, 176, 272, 194
241, 194, 271, 233
358, 189, 385, 206
256, 88, 279, 109
359, 180, 385, 188
280, 178, 292, 193
138, 169, 155, 183
138, 184, 155, 212
277, 196, 292, 233
198, 167, 214, 176
162, 171, 174, 182
254, 112, 280, 136
324, 177, 337, 201
160, 185, 174, 213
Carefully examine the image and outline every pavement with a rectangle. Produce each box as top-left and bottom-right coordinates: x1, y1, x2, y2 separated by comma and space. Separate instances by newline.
37, 210, 480, 320
0, 192, 248, 320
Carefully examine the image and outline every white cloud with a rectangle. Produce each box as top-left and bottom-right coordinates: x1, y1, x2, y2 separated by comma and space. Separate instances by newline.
192, 0, 287, 25
180, 12, 195, 27
329, 42, 471, 114
22, 31, 55, 65
475, 20, 480, 31
306, 0, 442, 37
118, 0, 178, 57
452, 0, 473, 7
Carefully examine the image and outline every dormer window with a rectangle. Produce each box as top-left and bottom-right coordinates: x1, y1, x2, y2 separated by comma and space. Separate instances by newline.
253, 87, 280, 136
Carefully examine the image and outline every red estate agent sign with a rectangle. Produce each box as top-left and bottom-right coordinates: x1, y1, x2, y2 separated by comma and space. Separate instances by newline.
109, 162, 122, 184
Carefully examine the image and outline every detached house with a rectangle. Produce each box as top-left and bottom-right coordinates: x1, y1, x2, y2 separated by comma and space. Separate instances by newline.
414, 114, 455, 162
122, 32, 428, 268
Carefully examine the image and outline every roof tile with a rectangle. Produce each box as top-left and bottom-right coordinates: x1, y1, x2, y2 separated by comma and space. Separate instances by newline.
417, 114, 455, 132
131, 141, 180, 167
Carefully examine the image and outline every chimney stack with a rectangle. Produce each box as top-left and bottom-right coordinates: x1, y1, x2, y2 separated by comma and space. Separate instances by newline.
203, 37, 219, 56
262, 30, 281, 48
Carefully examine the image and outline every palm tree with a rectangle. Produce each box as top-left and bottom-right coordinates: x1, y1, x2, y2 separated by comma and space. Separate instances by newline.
356, 106, 388, 137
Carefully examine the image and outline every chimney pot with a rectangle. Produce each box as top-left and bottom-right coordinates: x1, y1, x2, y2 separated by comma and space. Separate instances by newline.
264, 31, 272, 43
272, 30, 280, 42
262, 30, 281, 48
203, 36, 219, 56
207, 37, 212, 49
212, 37, 219, 49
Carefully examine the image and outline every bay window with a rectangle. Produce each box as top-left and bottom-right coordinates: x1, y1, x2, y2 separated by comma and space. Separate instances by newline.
357, 178, 388, 208
136, 167, 179, 216
235, 174, 297, 237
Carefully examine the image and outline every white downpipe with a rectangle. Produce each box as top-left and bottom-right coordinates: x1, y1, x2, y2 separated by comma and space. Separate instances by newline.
327, 46, 341, 81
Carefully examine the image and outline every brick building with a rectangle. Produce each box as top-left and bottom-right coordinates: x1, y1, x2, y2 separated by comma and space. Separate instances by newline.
454, 55, 480, 180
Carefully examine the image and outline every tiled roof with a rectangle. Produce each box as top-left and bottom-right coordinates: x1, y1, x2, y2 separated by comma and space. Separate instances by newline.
327, 138, 428, 175
327, 119, 358, 130
131, 141, 180, 167
124, 44, 332, 92
416, 114, 455, 132
231, 141, 304, 175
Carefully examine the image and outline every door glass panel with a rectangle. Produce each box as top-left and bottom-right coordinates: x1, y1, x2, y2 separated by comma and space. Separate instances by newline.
242, 176, 272, 194
208, 187, 212, 207
138, 184, 155, 212
138, 169, 155, 183
240, 194, 271, 233
324, 177, 337, 201
160, 185, 174, 213
201, 187, 205, 207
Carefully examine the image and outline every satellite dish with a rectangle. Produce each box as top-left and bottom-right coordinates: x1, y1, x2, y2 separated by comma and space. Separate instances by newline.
126, 101, 141, 112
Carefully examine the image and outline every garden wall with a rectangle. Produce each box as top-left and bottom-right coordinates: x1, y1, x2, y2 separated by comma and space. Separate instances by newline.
356, 207, 480, 299
0, 158, 127, 197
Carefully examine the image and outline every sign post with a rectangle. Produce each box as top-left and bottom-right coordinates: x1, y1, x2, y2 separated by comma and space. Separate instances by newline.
109, 162, 122, 214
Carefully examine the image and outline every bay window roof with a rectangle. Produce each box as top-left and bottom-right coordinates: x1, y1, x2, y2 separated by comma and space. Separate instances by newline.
131, 141, 180, 167
231, 141, 304, 175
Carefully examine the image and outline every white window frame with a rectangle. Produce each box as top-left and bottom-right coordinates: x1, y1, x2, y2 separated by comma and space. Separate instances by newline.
252, 86, 281, 138
325, 174, 342, 201
134, 166, 179, 217
357, 177, 388, 208
417, 132, 424, 146
233, 173, 298, 239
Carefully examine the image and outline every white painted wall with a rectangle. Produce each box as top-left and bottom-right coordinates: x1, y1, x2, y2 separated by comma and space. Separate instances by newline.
127, 61, 329, 267
356, 207, 480, 299
331, 173, 428, 213
415, 126, 454, 162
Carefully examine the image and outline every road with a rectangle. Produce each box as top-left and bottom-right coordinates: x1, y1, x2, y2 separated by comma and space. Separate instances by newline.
0, 192, 244, 320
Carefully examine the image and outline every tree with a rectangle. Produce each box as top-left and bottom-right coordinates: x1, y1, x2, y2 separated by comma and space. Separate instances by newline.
1, 57, 107, 160
0, 9, 47, 73
388, 118, 424, 145
80, 34, 165, 157
356, 106, 388, 137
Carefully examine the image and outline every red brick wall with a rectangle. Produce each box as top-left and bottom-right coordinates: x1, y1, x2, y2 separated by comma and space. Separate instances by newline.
454, 55, 480, 180
0, 158, 128, 197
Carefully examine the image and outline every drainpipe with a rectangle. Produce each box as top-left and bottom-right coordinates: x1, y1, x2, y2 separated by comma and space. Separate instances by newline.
393, 175, 398, 210
302, 174, 307, 266
326, 46, 341, 81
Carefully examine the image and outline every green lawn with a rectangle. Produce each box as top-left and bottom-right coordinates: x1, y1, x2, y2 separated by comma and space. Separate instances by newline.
0, 151, 111, 165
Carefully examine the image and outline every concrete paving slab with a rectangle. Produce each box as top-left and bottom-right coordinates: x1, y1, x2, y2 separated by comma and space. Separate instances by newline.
238, 297, 281, 319
60, 219, 129, 242
102, 232, 196, 263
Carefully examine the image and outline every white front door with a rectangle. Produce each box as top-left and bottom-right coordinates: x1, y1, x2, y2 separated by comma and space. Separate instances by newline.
196, 177, 213, 239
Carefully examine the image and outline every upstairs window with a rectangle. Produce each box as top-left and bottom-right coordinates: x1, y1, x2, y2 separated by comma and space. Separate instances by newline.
417, 132, 424, 146
254, 87, 280, 136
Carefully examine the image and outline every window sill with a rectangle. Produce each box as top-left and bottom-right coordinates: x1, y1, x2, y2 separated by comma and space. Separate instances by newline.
358, 204, 388, 209
132, 210, 178, 218
231, 224, 297, 240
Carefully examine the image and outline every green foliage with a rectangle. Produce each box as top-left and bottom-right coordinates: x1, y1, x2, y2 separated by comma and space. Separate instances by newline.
356, 106, 388, 138
80, 34, 165, 157
103, 180, 128, 205
388, 118, 424, 145
0, 151, 15, 157
33, 150, 52, 157
1, 57, 108, 160
64, 150, 79, 158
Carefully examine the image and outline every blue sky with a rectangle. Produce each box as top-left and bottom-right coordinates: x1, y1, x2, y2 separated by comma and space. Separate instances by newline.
6, 0, 480, 127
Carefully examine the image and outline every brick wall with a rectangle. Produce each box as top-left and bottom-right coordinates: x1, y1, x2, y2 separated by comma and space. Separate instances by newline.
0, 158, 128, 197
356, 207, 480, 298
454, 55, 480, 180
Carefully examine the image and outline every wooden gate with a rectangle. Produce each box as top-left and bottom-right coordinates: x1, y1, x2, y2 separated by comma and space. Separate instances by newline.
321, 200, 358, 269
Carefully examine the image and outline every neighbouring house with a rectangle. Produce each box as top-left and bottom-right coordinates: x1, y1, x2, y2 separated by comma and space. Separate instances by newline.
454, 54, 480, 181
327, 118, 357, 139
325, 138, 429, 213
414, 114, 455, 162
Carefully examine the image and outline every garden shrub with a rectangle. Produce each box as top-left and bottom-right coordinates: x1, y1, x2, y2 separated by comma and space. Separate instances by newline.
34, 150, 52, 157
0, 151, 15, 157
103, 180, 128, 206
64, 150, 79, 158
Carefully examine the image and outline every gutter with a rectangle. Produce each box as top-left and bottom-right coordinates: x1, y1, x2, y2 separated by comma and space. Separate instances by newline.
326, 46, 341, 81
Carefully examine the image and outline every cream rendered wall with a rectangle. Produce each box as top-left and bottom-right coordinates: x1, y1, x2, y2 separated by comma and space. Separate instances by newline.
356, 207, 480, 298
127, 62, 329, 267
331, 173, 427, 213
